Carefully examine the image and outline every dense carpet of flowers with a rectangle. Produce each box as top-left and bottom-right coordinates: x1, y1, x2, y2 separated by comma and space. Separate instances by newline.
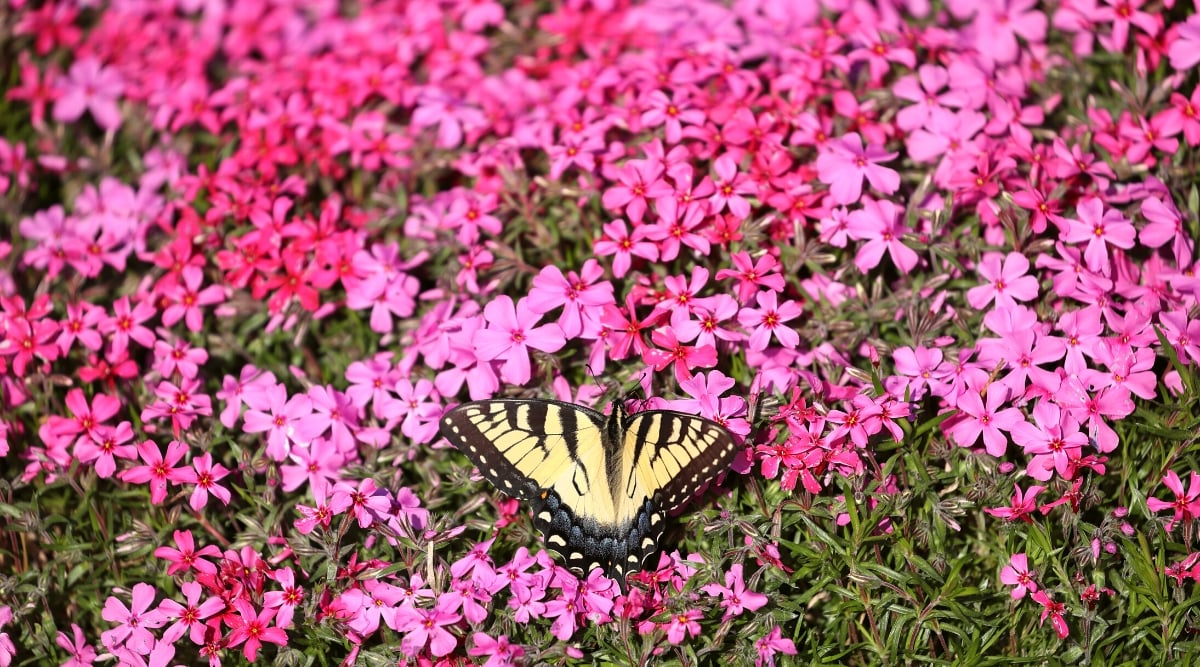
2, 0, 1200, 664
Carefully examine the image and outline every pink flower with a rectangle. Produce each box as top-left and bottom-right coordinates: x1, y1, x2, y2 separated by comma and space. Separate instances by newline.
1147, 471, 1200, 531
845, 199, 919, 273
226, 600, 288, 662
117, 440, 192, 505
474, 295, 567, 385
1061, 197, 1135, 276
755, 625, 798, 666
716, 251, 786, 304
664, 608, 703, 644
946, 387, 1025, 456
999, 553, 1038, 599
1169, 15, 1200, 70
100, 582, 166, 655
594, 220, 658, 278
601, 159, 673, 223
701, 563, 768, 619
815, 133, 899, 205
53, 58, 124, 130
967, 252, 1039, 309
526, 260, 614, 338
396, 599, 462, 657
1031, 590, 1069, 639
737, 290, 802, 351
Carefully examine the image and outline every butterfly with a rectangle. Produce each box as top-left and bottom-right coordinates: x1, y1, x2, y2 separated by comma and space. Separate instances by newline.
439, 398, 740, 590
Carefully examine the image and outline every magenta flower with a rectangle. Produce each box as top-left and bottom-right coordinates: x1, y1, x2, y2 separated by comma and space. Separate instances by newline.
594, 220, 659, 278
153, 530, 221, 577
716, 251, 786, 304
242, 383, 326, 461
966, 252, 1039, 310
469, 632, 526, 667
1147, 471, 1200, 531
664, 608, 703, 644
1061, 197, 1135, 276
737, 290, 802, 351
158, 581, 225, 645
118, 440, 192, 505
1031, 590, 1069, 639
701, 563, 769, 619
999, 553, 1038, 599
602, 159, 673, 223
53, 57, 124, 130
396, 599, 462, 657
100, 582, 166, 655
815, 133, 899, 205
1011, 401, 1089, 482
985, 483, 1045, 523
526, 260, 614, 339
845, 199, 919, 273
226, 600, 288, 662
946, 387, 1024, 456
755, 626, 798, 666
1169, 15, 1200, 70
55, 623, 97, 667
643, 326, 718, 383
181, 452, 232, 511
474, 295, 566, 385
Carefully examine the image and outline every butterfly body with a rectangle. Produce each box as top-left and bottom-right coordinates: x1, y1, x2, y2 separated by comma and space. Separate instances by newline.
439, 398, 739, 588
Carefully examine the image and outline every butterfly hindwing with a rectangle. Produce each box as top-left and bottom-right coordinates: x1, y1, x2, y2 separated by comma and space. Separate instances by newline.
439, 398, 738, 589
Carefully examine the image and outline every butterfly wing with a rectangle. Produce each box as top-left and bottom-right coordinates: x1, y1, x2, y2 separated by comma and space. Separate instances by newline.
623, 409, 740, 514
441, 399, 636, 580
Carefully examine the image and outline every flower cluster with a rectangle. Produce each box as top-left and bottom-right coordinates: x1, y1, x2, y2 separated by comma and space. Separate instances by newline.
2, 0, 1200, 664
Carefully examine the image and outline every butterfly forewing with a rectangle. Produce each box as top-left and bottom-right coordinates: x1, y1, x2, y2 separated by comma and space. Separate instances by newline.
625, 411, 740, 513
440, 399, 607, 504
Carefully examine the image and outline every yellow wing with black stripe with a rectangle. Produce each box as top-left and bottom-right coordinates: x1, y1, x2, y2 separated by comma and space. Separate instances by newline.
439, 398, 739, 589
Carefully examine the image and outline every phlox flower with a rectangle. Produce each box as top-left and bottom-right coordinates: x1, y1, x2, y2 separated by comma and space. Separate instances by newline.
1147, 470, 1200, 531
1061, 197, 1135, 276
242, 383, 326, 460
892, 65, 968, 132
181, 452, 232, 511
469, 632, 526, 667
645, 199, 711, 262
157, 581, 224, 645
161, 265, 226, 332
74, 420, 137, 479
395, 598, 462, 657
845, 199, 919, 273
101, 582, 166, 656
153, 530, 220, 577
999, 553, 1038, 599
967, 252, 1039, 310
701, 563, 768, 619
664, 608, 703, 644
1031, 590, 1069, 639
474, 295, 566, 385
226, 600, 288, 662
716, 251, 786, 304
594, 220, 658, 277
53, 57, 124, 130
118, 440, 192, 505
330, 478, 392, 529
526, 260, 615, 339
738, 290, 802, 351
640, 89, 704, 144
945, 386, 1024, 456
815, 133, 899, 205
1011, 401, 1089, 481
985, 484, 1044, 523
55, 623, 96, 667
755, 625, 798, 666
643, 326, 718, 383
1169, 15, 1200, 70
602, 159, 673, 223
